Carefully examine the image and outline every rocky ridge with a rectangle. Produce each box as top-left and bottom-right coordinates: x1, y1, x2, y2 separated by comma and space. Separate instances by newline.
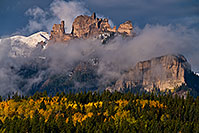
107, 55, 194, 92
3, 13, 198, 97
49, 13, 134, 43
47, 13, 199, 95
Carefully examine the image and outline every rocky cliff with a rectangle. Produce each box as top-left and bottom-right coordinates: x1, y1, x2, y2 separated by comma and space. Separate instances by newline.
50, 21, 74, 42
108, 55, 192, 92
32, 13, 198, 96
49, 13, 134, 43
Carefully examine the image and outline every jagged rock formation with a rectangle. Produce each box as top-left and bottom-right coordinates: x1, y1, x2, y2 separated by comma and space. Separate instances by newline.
118, 21, 133, 35
50, 21, 74, 42
108, 55, 192, 92
9, 13, 198, 97
71, 13, 114, 38
49, 13, 134, 43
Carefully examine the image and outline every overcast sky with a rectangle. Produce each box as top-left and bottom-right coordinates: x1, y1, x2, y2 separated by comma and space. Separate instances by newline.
0, 0, 198, 36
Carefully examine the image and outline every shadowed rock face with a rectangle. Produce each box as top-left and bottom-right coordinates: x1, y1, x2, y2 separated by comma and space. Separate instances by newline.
109, 54, 192, 92
49, 13, 134, 43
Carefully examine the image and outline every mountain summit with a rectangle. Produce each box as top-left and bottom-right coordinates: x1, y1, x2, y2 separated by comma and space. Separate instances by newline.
0, 13, 198, 97
108, 55, 192, 91
49, 13, 134, 43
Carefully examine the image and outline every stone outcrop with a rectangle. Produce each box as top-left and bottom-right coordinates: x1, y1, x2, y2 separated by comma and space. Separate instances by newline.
109, 54, 192, 92
50, 21, 74, 42
49, 13, 134, 43
71, 12, 119, 39
118, 21, 133, 36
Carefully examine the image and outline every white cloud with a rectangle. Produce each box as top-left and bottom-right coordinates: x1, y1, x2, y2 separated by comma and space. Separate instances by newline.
25, 6, 46, 19
1, 0, 198, 96
23, 0, 90, 34
0, 22, 199, 96
26, 21, 43, 33
50, 0, 90, 32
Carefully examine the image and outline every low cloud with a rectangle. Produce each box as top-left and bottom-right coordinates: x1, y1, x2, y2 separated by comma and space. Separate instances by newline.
50, 0, 90, 33
2, 23, 199, 97
23, 0, 90, 34
0, 0, 198, 97
22, 0, 116, 35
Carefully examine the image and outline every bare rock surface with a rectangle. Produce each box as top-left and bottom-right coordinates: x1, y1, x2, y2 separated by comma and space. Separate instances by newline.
49, 13, 134, 43
50, 21, 74, 42
118, 21, 133, 35
108, 54, 192, 92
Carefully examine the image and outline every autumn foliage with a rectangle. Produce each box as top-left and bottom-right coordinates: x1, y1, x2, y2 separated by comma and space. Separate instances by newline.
0, 91, 198, 132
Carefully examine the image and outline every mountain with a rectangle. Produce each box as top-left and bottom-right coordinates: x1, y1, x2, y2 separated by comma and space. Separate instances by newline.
1, 32, 49, 47
31, 54, 199, 97
107, 55, 191, 91
0, 13, 198, 97
9, 32, 49, 47
0, 32, 49, 57
195, 72, 199, 76
49, 12, 134, 44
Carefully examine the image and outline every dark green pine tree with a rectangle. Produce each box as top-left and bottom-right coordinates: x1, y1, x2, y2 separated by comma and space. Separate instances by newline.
46, 111, 58, 133
20, 117, 31, 133
0, 96, 2, 102
39, 100, 47, 110
66, 113, 75, 132
8, 117, 16, 133
82, 104, 86, 114
3, 117, 11, 132
0, 119, 3, 130
40, 116, 46, 133
31, 110, 40, 133
57, 115, 66, 132
12, 92, 21, 102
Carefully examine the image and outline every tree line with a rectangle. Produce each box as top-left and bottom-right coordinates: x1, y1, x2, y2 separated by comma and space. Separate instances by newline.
0, 91, 198, 132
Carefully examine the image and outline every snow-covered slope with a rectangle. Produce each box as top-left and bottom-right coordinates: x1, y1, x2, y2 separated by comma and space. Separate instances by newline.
0, 32, 49, 57
8, 31, 49, 47
196, 72, 199, 77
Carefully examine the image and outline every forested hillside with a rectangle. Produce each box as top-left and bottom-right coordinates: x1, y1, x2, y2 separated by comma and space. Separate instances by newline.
0, 91, 198, 132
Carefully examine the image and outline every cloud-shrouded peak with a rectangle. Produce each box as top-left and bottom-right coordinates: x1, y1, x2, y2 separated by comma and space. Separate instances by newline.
2, 31, 49, 48
50, 0, 90, 33
0, 0, 198, 97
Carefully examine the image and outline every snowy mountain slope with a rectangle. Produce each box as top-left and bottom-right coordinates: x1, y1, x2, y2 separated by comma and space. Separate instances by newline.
8, 32, 49, 47
0, 32, 49, 57
196, 72, 199, 76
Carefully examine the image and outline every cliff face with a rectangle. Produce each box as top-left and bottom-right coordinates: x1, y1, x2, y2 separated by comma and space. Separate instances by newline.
42, 13, 199, 96
117, 21, 133, 35
71, 12, 116, 38
49, 13, 134, 42
110, 55, 192, 92
50, 21, 74, 42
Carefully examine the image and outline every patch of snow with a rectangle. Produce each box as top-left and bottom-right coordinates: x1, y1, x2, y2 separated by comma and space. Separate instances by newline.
9, 31, 49, 47
195, 72, 199, 76
0, 31, 49, 57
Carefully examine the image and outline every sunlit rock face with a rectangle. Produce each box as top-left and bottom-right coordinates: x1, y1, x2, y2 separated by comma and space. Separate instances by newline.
50, 21, 74, 42
49, 13, 134, 43
108, 54, 192, 92
118, 21, 133, 36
